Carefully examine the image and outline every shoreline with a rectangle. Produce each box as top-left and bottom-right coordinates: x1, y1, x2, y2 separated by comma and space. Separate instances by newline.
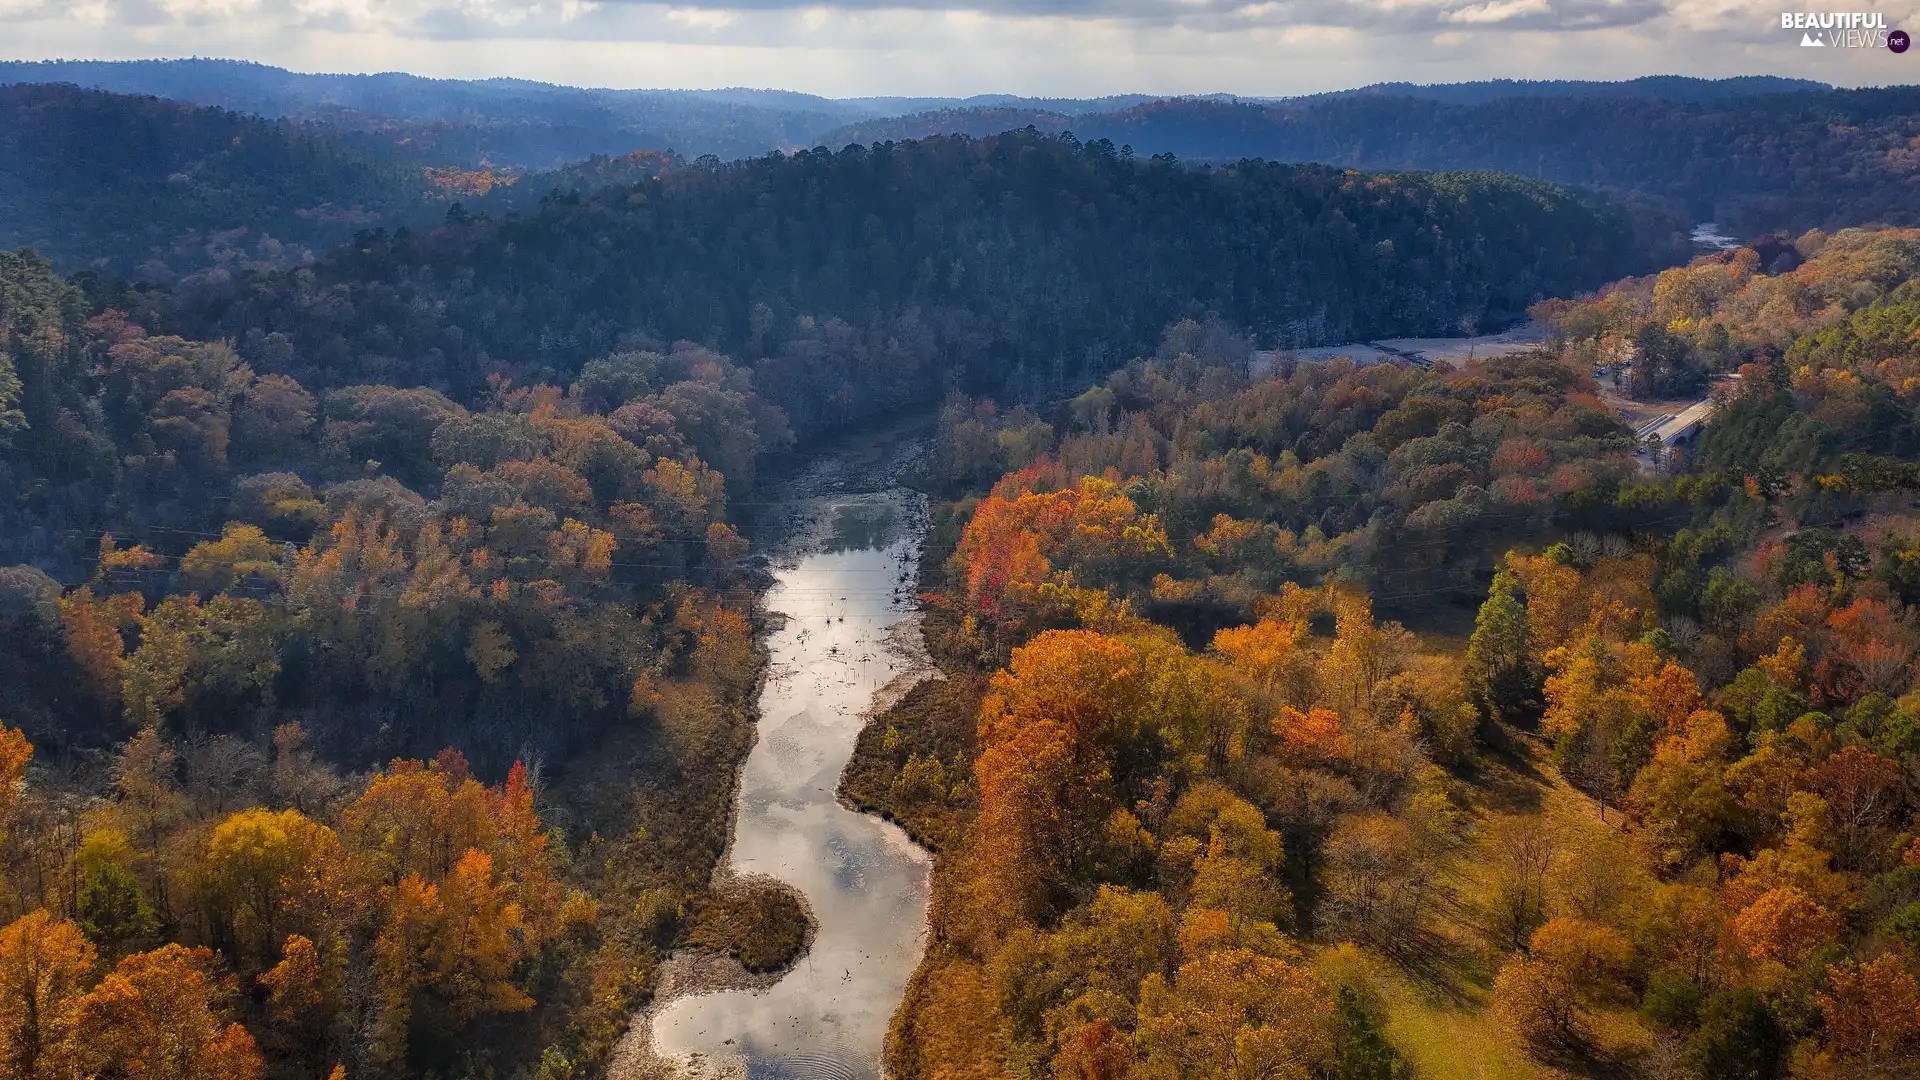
611, 432, 936, 1080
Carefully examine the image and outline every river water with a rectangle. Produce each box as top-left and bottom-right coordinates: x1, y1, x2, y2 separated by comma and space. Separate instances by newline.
647, 486, 935, 1079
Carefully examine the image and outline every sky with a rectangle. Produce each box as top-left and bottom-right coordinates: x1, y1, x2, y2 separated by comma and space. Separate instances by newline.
1, 0, 1917, 97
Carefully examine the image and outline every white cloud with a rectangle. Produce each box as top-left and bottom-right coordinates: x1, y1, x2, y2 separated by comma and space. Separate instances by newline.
665, 4, 733, 27
1444, 0, 1551, 23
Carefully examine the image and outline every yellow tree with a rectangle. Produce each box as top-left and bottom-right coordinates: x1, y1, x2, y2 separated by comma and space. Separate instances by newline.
1508, 551, 1589, 658
1212, 617, 1309, 701
969, 714, 1078, 939
1817, 954, 1919, 1070
54, 589, 141, 710
344, 756, 495, 885
118, 597, 201, 728
109, 726, 188, 916
1134, 945, 1334, 1080
202, 809, 346, 964
1729, 885, 1843, 988
1627, 710, 1740, 860
0, 725, 27, 839
179, 524, 285, 595
1493, 917, 1628, 1054
1321, 591, 1407, 718
258, 933, 338, 1034
0, 910, 96, 1080
488, 761, 559, 940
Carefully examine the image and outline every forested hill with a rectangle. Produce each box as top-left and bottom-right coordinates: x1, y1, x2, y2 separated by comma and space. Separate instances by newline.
0, 58, 871, 167
147, 132, 1687, 441
0, 83, 447, 279
1308, 74, 1828, 104
818, 87, 1920, 235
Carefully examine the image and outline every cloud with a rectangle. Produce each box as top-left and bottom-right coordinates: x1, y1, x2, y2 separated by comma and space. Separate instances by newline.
0, 0, 1714, 32
0, 0, 1913, 95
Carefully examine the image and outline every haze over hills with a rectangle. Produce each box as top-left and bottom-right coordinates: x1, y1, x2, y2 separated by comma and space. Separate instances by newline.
0, 61, 1908, 282
1301, 74, 1830, 104
818, 87, 1920, 235
0, 60, 1187, 166
0, 60, 1837, 166
0, 59, 854, 166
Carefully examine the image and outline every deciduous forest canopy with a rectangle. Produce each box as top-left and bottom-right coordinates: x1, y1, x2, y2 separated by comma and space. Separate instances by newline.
1, 61, 1919, 1080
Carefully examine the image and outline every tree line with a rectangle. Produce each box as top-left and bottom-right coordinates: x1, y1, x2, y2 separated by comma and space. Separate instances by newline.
820, 88, 1920, 237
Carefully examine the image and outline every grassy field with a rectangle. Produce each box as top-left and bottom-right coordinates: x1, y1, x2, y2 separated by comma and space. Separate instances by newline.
1315, 728, 1658, 1080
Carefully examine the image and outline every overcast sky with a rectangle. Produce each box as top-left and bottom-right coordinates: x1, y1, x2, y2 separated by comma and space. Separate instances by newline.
1, 0, 1916, 97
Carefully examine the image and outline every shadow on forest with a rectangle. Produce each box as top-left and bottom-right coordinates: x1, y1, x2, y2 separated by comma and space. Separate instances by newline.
1527, 1029, 1647, 1080
1376, 921, 1486, 1006
1450, 725, 1552, 815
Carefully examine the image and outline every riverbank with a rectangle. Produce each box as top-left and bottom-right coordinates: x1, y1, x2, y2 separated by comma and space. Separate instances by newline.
830, 494, 994, 1080
606, 423, 939, 1080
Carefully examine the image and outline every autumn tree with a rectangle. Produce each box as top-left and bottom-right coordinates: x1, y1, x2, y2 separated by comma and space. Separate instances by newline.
201, 808, 345, 965
180, 524, 285, 596
1485, 817, 1557, 950
433, 848, 534, 1022
73, 828, 159, 959
1817, 954, 1920, 1071
54, 589, 140, 712
0, 726, 26, 841
1319, 814, 1427, 952
0, 910, 95, 1080
64, 943, 262, 1080
1133, 945, 1334, 1080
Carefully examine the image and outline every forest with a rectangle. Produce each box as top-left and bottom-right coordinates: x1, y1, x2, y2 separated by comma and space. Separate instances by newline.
849, 226, 1920, 1080
1, 69, 1919, 1080
0, 85, 450, 279
0, 127, 1641, 1076
140, 132, 1675, 436
0, 226, 795, 1075
6, 69, 1913, 286
820, 87, 1920, 235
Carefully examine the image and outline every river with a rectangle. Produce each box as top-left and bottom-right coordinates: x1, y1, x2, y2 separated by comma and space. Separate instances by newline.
641, 465, 936, 1079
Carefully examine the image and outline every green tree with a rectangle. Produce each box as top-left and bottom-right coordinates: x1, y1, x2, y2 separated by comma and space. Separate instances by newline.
75, 842, 161, 959
1466, 566, 1538, 724
1687, 990, 1785, 1080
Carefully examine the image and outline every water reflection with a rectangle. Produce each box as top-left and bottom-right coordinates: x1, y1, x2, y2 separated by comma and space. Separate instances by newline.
651, 493, 932, 1080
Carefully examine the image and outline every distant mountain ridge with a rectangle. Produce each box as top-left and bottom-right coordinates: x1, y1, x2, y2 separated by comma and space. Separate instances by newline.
0, 62, 1904, 281
1306, 75, 1830, 104
814, 86, 1920, 235
0, 60, 1839, 168
0, 59, 862, 166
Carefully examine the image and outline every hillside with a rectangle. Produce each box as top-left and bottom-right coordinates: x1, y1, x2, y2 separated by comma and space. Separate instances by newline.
856, 225, 1920, 1080
819, 87, 1920, 235
0, 59, 866, 166
146, 131, 1686, 441
1310, 75, 1829, 105
0, 83, 447, 279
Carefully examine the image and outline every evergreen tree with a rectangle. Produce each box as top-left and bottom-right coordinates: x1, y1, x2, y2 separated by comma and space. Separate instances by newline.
1466, 565, 1539, 724
76, 857, 161, 958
